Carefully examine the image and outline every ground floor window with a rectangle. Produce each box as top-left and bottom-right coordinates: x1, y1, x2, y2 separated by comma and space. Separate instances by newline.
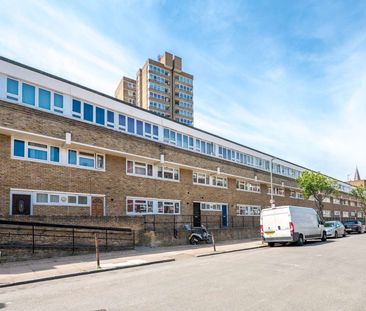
323, 210, 331, 217
200, 202, 223, 211
236, 204, 261, 216
126, 197, 180, 215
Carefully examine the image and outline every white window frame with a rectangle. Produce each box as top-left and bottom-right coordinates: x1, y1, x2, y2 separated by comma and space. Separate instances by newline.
193, 172, 227, 188
267, 186, 285, 197
126, 160, 153, 178
236, 180, 261, 193
200, 202, 224, 212
157, 166, 180, 182
126, 197, 180, 215
236, 204, 261, 216
68, 149, 105, 171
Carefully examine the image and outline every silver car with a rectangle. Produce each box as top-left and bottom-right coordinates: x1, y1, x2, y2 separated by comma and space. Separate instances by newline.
325, 221, 346, 238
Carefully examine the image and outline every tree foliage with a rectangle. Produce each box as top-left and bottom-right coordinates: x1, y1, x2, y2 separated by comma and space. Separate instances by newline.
351, 185, 366, 216
297, 171, 339, 215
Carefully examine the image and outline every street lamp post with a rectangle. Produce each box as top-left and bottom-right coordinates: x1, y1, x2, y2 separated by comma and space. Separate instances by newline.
270, 158, 275, 208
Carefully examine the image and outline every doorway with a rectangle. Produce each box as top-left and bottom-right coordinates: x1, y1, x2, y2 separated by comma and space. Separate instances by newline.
222, 204, 228, 227
193, 202, 201, 227
12, 194, 31, 215
91, 197, 104, 216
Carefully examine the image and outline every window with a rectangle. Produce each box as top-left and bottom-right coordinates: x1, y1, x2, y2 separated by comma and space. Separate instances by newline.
83, 103, 94, 122
28, 142, 48, 160
107, 111, 114, 128
79, 152, 95, 168
193, 172, 209, 185
200, 202, 223, 211
78, 196, 88, 205
210, 176, 227, 188
153, 125, 159, 140
126, 197, 180, 215
236, 180, 261, 193
22, 83, 35, 106
145, 123, 152, 138
96, 155, 104, 169
323, 210, 331, 217
136, 120, 143, 136
96, 107, 105, 125
68, 150, 77, 165
236, 205, 261, 216
290, 191, 303, 199
50, 195, 60, 203
118, 114, 126, 131
126, 161, 153, 177
128, 117, 135, 133
72, 99, 81, 118
54, 93, 63, 113
36, 193, 48, 203
7, 78, 19, 100
268, 186, 285, 196
157, 166, 179, 181
334, 211, 341, 216
342, 211, 349, 218
50, 146, 60, 162
13, 140, 25, 157
38, 88, 51, 110
68, 196, 77, 204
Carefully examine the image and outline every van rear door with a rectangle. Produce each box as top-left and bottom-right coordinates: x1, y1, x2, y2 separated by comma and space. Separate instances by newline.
262, 208, 291, 239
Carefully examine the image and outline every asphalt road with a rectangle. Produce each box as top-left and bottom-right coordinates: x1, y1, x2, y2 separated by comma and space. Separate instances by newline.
1, 234, 366, 311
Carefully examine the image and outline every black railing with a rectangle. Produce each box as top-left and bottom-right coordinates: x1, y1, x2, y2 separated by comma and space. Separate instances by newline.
0, 219, 134, 254
143, 214, 260, 233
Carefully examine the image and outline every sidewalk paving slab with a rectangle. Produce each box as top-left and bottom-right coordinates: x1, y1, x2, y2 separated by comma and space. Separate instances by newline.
0, 239, 265, 288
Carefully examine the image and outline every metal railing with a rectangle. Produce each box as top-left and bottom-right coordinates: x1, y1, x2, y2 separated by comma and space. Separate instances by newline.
0, 219, 135, 254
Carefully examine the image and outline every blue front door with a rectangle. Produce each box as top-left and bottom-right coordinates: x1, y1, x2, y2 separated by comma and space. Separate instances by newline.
222, 205, 228, 227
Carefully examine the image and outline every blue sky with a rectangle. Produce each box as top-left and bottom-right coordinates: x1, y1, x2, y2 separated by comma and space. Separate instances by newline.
1, 0, 366, 181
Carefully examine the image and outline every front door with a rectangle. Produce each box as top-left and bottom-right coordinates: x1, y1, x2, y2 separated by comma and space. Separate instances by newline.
91, 197, 104, 216
193, 202, 201, 227
12, 194, 31, 215
222, 205, 228, 227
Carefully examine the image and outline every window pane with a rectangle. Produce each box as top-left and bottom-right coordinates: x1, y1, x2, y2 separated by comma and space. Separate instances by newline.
177, 134, 182, 147
83, 103, 93, 122
14, 140, 25, 157
68, 196, 77, 204
136, 120, 143, 135
145, 123, 151, 135
153, 125, 159, 138
22, 83, 35, 105
68, 150, 77, 165
96, 155, 104, 169
79, 156, 95, 167
107, 111, 114, 123
36, 193, 48, 203
50, 146, 60, 162
39, 88, 51, 110
96, 107, 105, 125
78, 196, 88, 205
127, 161, 133, 173
28, 148, 47, 160
54, 93, 63, 109
128, 117, 135, 133
50, 195, 59, 203
119, 114, 126, 127
7, 78, 18, 95
72, 99, 81, 114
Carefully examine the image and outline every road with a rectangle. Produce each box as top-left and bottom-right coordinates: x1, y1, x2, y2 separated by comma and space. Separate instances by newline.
1, 234, 366, 311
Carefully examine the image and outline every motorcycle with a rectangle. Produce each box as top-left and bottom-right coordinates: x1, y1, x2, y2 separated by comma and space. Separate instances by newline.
184, 224, 212, 245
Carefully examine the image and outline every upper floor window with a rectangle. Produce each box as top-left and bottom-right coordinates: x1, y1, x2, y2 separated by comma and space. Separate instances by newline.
290, 191, 304, 199
193, 172, 227, 188
157, 166, 179, 181
68, 149, 104, 170
13, 139, 60, 163
236, 204, 261, 216
6, 78, 19, 100
268, 186, 285, 196
126, 160, 153, 177
22, 83, 35, 106
236, 180, 261, 193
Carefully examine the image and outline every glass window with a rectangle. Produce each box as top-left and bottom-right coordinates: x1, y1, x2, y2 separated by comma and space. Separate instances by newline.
83, 103, 93, 122
68, 196, 77, 204
127, 161, 133, 173
163, 129, 169, 142
22, 83, 35, 105
107, 111, 114, 127
72, 99, 81, 117
78, 196, 88, 205
79, 152, 95, 168
28, 142, 48, 160
50, 146, 60, 162
96, 155, 104, 169
14, 139, 25, 157
177, 133, 182, 147
54, 93, 63, 112
153, 125, 159, 139
136, 120, 143, 136
145, 123, 151, 137
7, 78, 19, 98
96, 107, 105, 125
68, 150, 77, 165
38, 88, 51, 110
128, 117, 135, 133
36, 193, 48, 203
50, 195, 59, 203
183, 135, 188, 148
119, 114, 126, 130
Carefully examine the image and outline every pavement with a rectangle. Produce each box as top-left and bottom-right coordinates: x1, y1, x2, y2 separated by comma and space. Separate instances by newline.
0, 238, 264, 287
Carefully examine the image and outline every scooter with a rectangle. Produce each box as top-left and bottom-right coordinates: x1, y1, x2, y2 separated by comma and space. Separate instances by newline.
184, 224, 212, 245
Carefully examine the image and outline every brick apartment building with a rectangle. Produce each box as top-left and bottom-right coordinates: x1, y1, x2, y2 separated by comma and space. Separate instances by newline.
115, 52, 194, 126
0, 57, 362, 231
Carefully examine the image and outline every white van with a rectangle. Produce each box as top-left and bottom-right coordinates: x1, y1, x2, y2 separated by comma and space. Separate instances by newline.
260, 205, 327, 247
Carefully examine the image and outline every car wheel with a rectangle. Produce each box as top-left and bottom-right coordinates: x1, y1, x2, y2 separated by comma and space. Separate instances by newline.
335, 231, 338, 239
321, 232, 327, 242
296, 235, 304, 246
268, 242, 275, 247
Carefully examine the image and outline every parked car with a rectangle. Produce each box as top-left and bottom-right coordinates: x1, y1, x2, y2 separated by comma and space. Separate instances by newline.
343, 220, 365, 234
324, 221, 346, 238
260, 205, 327, 247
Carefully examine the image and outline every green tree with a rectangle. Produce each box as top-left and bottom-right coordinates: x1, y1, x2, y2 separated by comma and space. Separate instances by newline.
297, 171, 339, 216
351, 185, 366, 220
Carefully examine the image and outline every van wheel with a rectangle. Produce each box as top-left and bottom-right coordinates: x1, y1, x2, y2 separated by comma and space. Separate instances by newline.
296, 235, 304, 246
268, 242, 275, 247
321, 232, 327, 242
335, 231, 338, 239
